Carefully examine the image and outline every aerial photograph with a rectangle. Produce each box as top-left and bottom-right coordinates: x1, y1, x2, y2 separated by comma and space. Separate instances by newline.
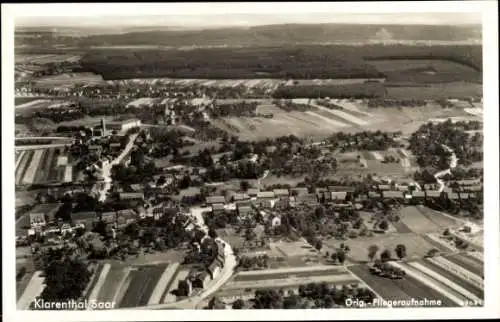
11, 5, 487, 312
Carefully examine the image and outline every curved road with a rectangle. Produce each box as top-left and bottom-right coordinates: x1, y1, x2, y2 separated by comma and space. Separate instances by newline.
434, 145, 458, 192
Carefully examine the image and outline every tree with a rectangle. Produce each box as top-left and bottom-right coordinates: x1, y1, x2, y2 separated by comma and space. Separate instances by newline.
314, 240, 323, 252
240, 180, 250, 192
232, 299, 245, 309
379, 220, 389, 231
395, 244, 407, 260
40, 255, 91, 302
337, 250, 346, 264
331, 252, 338, 263
208, 228, 218, 239
380, 249, 392, 262
367, 245, 379, 262
426, 248, 440, 258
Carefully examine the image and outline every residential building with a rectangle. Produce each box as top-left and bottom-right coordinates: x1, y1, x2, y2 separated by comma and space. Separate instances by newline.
227, 192, 250, 203
271, 215, 281, 227
425, 190, 442, 199
456, 179, 481, 186
327, 186, 355, 193
368, 191, 381, 199
116, 209, 138, 228
88, 145, 103, 156
290, 187, 309, 196
447, 192, 460, 201
100, 211, 117, 224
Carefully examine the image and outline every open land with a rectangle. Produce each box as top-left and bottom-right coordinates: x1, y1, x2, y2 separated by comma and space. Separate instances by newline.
15, 148, 72, 186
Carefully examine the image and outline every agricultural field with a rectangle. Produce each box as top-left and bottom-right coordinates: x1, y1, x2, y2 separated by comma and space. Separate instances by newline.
15, 97, 50, 106
15, 54, 81, 64
286, 78, 386, 86
126, 97, 160, 108
348, 264, 456, 307
15, 148, 73, 186
108, 78, 284, 90
32, 72, 106, 89
444, 254, 484, 277
385, 83, 482, 100
93, 262, 185, 308
325, 233, 445, 263
394, 206, 461, 234
368, 59, 480, 74
220, 266, 360, 294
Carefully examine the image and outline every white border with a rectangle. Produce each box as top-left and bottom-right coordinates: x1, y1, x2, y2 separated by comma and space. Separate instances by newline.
2, 2, 499, 321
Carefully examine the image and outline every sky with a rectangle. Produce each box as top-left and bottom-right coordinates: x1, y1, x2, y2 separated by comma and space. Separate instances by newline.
12, 3, 482, 28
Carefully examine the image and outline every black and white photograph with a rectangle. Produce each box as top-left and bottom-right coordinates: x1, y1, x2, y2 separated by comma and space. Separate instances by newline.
2, 2, 499, 321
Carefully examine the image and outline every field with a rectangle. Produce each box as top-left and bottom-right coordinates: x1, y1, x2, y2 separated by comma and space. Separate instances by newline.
15, 148, 72, 186
118, 264, 168, 308
32, 73, 106, 89
126, 97, 159, 108
15, 54, 81, 64
211, 100, 478, 140
393, 206, 461, 234
325, 233, 445, 263
444, 254, 484, 277
385, 83, 482, 100
220, 266, 360, 296
368, 59, 480, 74
92, 261, 185, 308
348, 264, 456, 307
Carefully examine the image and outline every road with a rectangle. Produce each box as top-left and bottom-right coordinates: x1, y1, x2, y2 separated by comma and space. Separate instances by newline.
15, 143, 72, 151
434, 145, 458, 192
98, 133, 138, 202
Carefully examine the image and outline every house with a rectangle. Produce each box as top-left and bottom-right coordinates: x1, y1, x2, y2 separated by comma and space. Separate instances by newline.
205, 196, 226, 205
423, 183, 440, 191
425, 190, 442, 199
330, 191, 347, 202
211, 203, 226, 214
257, 191, 275, 200
29, 203, 62, 228
207, 261, 221, 279
193, 272, 211, 289
411, 191, 426, 203
368, 191, 381, 199
237, 204, 253, 217
382, 191, 403, 200
273, 189, 290, 198
71, 211, 98, 229
447, 192, 460, 201
327, 186, 355, 193
109, 142, 122, 151
119, 192, 145, 201
177, 278, 193, 297
246, 188, 260, 197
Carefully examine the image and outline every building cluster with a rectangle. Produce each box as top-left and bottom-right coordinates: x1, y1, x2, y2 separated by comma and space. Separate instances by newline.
178, 240, 226, 297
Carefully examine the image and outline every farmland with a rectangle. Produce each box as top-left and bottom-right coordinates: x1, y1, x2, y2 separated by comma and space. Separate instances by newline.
348, 264, 456, 306
32, 73, 106, 89
385, 83, 482, 100
15, 148, 73, 186
15, 54, 81, 64
88, 261, 187, 308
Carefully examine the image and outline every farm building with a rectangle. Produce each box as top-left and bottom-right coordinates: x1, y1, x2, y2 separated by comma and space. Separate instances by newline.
119, 192, 145, 201
411, 191, 426, 203
327, 186, 355, 193
226, 192, 250, 203
447, 192, 460, 200
107, 119, 142, 132
246, 188, 260, 197
257, 191, 275, 200
71, 211, 98, 229
368, 191, 381, 199
462, 185, 483, 192
378, 184, 392, 191
29, 203, 62, 229
273, 189, 290, 198
382, 191, 404, 200
206, 196, 226, 205
455, 179, 481, 186
290, 193, 318, 207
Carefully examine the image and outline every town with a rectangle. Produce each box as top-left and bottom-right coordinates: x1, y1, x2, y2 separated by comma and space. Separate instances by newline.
14, 15, 485, 311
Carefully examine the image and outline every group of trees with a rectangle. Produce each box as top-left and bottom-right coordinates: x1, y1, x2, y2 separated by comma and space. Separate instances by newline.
409, 120, 483, 169
272, 83, 387, 99
210, 101, 259, 118
326, 130, 400, 152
